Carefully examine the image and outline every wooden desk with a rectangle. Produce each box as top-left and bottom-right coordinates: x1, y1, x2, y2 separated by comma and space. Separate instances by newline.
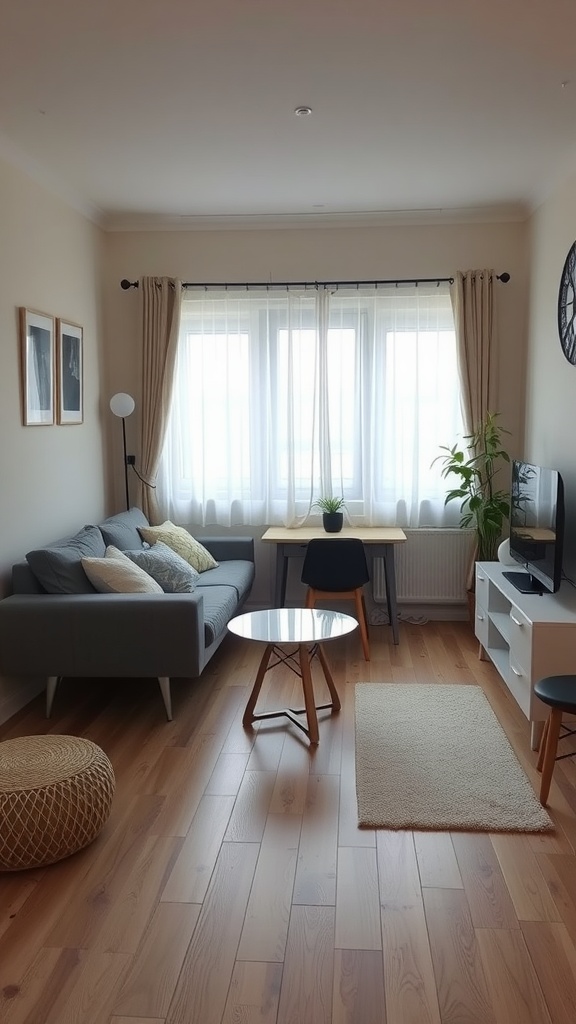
261, 526, 407, 644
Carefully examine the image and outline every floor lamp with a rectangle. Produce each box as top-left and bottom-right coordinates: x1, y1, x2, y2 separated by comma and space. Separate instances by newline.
110, 392, 135, 511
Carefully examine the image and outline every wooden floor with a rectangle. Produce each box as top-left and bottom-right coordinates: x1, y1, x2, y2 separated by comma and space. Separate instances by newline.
2, 619, 576, 1023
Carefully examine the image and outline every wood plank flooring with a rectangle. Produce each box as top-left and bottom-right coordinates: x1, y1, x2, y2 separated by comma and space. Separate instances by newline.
2, 619, 576, 1023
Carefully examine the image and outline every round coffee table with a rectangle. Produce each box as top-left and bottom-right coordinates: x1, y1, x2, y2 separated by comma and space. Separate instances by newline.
228, 608, 358, 744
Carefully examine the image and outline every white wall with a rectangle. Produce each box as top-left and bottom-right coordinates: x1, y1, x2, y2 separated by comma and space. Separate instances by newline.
525, 175, 576, 580
0, 158, 106, 721
102, 218, 530, 604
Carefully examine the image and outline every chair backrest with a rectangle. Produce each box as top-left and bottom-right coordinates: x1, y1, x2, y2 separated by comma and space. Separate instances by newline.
301, 538, 369, 592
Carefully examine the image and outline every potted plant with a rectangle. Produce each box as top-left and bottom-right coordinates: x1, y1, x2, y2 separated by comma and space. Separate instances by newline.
434, 412, 511, 609
312, 495, 346, 533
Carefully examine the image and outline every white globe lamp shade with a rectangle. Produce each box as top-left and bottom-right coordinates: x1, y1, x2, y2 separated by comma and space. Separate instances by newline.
110, 392, 135, 418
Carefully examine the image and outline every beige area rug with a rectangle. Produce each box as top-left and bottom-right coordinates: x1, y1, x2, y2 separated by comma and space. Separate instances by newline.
355, 683, 553, 832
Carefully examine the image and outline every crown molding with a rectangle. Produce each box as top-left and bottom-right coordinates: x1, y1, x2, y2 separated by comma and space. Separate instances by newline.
101, 204, 529, 233
0, 132, 529, 232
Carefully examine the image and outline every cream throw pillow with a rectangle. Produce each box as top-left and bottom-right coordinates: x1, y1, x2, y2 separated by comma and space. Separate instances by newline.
138, 521, 218, 572
82, 545, 163, 594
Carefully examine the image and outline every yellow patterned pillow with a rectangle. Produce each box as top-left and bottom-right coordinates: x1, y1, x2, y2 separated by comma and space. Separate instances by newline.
138, 521, 218, 572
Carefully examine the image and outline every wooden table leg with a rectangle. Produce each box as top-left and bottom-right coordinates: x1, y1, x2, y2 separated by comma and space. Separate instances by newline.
243, 643, 274, 726
317, 644, 341, 712
299, 644, 320, 744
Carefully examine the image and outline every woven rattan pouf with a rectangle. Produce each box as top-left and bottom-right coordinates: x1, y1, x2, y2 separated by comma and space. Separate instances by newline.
0, 735, 115, 871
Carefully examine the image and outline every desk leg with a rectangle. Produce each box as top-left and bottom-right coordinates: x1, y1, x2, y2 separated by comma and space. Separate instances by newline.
383, 545, 400, 645
274, 545, 288, 607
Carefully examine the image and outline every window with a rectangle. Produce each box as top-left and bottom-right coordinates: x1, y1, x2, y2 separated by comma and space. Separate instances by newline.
157, 282, 464, 527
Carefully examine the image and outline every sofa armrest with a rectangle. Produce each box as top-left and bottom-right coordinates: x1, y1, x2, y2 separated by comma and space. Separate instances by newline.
0, 592, 207, 679
201, 537, 255, 562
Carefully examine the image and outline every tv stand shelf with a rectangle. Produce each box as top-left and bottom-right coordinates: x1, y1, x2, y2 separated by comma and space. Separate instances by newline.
475, 562, 576, 749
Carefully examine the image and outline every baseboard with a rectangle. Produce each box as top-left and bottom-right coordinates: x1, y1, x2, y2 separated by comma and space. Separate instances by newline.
399, 601, 469, 622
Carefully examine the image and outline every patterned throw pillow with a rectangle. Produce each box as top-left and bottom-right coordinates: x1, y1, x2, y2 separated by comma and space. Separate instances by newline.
81, 546, 163, 594
137, 521, 218, 572
125, 541, 200, 593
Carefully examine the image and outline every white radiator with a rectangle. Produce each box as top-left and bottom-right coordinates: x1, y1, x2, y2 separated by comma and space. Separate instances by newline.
373, 529, 476, 603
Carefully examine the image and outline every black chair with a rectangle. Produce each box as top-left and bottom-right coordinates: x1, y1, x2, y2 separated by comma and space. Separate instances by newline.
301, 538, 370, 660
534, 674, 576, 805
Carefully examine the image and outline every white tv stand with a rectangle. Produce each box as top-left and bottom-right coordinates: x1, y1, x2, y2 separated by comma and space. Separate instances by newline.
474, 561, 576, 749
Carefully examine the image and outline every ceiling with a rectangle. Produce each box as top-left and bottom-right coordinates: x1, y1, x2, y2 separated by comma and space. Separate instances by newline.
2, 0, 576, 230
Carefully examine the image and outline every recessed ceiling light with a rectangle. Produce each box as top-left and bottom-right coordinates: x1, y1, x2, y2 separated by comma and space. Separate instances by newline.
294, 106, 313, 116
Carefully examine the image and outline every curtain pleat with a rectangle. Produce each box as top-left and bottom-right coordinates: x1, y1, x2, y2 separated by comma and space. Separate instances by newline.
451, 269, 495, 434
139, 277, 182, 522
451, 269, 498, 588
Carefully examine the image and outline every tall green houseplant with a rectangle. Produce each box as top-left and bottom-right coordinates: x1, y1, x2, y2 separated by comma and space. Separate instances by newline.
435, 412, 511, 563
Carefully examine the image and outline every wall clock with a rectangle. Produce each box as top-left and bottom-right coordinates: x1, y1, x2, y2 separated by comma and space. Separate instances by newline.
558, 241, 576, 364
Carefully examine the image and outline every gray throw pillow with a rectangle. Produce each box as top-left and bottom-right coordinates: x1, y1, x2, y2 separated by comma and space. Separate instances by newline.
124, 541, 200, 593
96, 507, 150, 550
26, 525, 106, 594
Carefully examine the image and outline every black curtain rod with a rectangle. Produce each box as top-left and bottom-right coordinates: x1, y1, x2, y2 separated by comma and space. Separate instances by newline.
120, 273, 511, 290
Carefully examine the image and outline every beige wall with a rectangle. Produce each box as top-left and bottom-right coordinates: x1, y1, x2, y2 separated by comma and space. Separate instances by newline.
524, 178, 576, 579
0, 188, 533, 721
0, 158, 106, 721
102, 219, 530, 603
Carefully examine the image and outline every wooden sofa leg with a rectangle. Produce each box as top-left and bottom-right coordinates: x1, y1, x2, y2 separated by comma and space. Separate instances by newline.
158, 677, 173, 721
46, 676, 61, 718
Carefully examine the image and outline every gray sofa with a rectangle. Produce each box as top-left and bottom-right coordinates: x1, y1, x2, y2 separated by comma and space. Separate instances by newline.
0, 508, 255, 720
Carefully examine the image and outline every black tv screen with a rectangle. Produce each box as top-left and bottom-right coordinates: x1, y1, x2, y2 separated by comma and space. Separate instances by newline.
504, 460, 565, 595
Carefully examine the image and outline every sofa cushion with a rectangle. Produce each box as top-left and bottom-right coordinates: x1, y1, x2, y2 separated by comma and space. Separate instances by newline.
81, 546, 163, 594
199, 585, 240, 645
26, 525, 106, 594
138, 521, 219, 572
197, 560, 255, 602
97, 507, 150, 550
124, 541, 200, 593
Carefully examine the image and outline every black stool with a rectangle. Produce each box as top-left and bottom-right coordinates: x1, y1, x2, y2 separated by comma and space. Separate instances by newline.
534, 675, 576, 805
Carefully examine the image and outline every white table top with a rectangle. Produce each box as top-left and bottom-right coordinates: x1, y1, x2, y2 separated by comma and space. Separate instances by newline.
228, 608, 358, 644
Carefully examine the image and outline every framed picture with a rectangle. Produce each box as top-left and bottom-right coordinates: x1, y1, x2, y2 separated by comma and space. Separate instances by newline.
56, 319, 83, 424
19, 307, 55, 426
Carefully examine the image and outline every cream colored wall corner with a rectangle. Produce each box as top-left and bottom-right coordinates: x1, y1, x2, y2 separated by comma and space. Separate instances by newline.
525, 175, 576, 581
0, 157, 107, 723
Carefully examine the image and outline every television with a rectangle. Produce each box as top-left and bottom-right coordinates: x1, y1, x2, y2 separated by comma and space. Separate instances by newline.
503, 460, 565, 595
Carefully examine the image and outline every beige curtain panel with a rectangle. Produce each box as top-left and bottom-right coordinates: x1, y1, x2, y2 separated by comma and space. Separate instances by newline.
138, 277, 182, 522
451, 269, 495, 434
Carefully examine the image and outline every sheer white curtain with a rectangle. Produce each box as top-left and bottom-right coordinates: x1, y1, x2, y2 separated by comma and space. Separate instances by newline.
156, 282, 465, 527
